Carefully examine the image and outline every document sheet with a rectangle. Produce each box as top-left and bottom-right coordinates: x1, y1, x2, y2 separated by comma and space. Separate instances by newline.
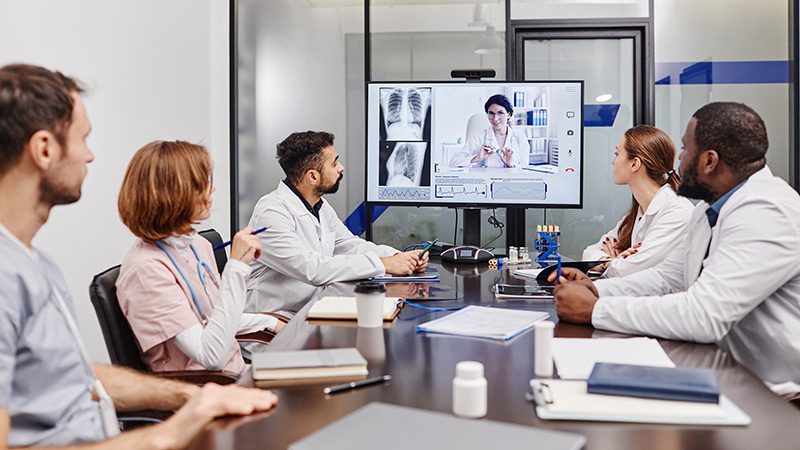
552, 337, 674, 379
417, 305, 549, 340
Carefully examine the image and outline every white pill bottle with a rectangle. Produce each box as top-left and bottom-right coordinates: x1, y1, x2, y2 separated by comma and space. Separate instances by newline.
452, 361, 487, 419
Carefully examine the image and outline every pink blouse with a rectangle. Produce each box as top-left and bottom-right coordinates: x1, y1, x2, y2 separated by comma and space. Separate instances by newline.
116, 236, 245, 374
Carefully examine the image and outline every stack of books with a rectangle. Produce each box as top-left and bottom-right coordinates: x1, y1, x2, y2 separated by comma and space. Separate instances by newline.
251, 348, 367, 388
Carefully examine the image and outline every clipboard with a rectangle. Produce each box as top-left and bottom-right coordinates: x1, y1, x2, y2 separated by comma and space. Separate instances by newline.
529, 380, 751, 426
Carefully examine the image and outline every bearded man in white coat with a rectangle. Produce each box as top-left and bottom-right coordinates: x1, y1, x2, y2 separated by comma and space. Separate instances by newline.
551, 102, 800, 398
245, 131, 427, 318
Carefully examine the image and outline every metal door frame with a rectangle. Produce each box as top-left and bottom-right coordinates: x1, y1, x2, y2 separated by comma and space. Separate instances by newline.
508, 19, 653, 126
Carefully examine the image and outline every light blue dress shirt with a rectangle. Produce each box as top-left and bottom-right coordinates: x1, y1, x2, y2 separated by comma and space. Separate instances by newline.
0, 237, 105, 446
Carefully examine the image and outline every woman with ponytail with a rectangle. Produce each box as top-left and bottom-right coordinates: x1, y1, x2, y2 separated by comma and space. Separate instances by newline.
583, 125, 693, 278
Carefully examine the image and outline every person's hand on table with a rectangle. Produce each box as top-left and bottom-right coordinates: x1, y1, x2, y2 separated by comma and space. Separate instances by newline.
380, 252, 418, 275
553, 277, 599, 325
413, 249, 429, 272
546, 267, 597, 294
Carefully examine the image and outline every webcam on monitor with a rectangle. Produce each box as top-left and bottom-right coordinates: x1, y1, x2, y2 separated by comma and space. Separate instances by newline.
450, 69, 496, 80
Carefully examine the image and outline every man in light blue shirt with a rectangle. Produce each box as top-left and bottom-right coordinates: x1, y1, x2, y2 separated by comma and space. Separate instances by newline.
0, 64, 279, 448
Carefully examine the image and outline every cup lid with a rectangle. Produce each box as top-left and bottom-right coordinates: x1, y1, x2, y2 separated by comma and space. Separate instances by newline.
355, 281, 387, 293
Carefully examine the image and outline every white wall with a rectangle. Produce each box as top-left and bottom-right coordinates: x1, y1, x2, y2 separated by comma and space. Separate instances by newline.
0, 0, 231, 363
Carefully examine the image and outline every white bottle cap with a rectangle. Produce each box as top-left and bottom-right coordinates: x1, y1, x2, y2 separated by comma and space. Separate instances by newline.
456, 361, 484, 379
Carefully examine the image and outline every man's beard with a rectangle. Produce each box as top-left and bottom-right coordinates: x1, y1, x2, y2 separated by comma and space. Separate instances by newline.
676, 156, 715, 203
39, 163, 82, 206
318, 172, 344, 195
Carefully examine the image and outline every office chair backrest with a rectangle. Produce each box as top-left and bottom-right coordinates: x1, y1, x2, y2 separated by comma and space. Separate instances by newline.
89, 265, 148, 372
198, 228, 228, 273
464, 113, 488, 145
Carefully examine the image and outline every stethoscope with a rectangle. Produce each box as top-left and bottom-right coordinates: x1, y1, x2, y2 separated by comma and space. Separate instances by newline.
155, 240, 218, 324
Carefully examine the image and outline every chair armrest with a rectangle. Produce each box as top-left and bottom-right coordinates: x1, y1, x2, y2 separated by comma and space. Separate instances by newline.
153, 370, 239, 385
236, 330, 275, 343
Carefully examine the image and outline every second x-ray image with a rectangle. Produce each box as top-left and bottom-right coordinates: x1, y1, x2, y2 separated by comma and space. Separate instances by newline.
379, 87, 431, 141
379, 141, 430, 187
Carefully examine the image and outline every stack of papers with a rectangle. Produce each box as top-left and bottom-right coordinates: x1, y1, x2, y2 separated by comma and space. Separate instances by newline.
552, 337, 674, 379
512, 268, 544, 281
416, 305, 549, 340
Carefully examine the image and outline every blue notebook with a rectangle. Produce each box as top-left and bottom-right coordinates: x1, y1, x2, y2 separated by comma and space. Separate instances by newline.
587, 363, 720, 403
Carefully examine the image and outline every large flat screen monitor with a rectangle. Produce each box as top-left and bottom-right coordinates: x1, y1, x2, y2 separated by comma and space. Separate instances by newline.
365, 81, 584, 208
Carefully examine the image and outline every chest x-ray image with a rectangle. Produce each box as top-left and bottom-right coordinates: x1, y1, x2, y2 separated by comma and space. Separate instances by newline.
378, 87, 431, 187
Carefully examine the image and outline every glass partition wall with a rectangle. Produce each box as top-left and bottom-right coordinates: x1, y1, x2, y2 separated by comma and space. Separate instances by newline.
235, 0, 795, 258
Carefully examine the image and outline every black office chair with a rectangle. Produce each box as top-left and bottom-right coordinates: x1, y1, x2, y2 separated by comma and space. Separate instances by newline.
198, 228, 228, 273
89, 265, 239, 385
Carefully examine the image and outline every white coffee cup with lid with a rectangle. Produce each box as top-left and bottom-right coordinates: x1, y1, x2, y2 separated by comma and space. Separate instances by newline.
354, 281, 386, 328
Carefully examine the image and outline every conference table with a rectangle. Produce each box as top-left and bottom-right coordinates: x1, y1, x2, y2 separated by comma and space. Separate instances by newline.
187, 260, 800, 450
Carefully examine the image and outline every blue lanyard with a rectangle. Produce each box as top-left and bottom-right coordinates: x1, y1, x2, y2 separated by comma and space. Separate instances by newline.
155, 241, 216, 322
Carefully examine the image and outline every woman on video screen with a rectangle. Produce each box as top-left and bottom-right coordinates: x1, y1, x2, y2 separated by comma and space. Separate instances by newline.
583, 125, 693, 278
449, 94, 527, 168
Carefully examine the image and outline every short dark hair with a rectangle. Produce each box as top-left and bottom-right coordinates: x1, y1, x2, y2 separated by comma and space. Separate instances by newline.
692, 102, 767, 178
0, 64, 84, 177
484, 94, 513, 116
277, 131, 335, 184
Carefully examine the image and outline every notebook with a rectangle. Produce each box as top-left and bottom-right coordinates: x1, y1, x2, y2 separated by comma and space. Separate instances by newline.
307, 296, 403, 321
587, 363, 720, 403
289, 402, 587, 450
251, 348, 367, 386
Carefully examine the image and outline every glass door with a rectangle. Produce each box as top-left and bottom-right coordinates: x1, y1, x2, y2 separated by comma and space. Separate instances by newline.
511, 23, 651, 257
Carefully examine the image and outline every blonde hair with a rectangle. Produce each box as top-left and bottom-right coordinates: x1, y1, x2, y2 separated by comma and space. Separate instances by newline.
118, 140, 212, 241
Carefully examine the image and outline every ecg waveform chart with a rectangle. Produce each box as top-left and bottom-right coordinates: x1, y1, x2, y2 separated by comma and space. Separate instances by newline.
490, 181, 547, 200
378, 186, 431, 201
434, 184, 487, 199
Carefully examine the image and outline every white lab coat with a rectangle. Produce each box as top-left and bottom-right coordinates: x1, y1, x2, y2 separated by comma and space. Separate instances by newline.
245, 181, 398, 314
582, 185, 694, 278
591, 167, 800, 388
449, 125, 527, 168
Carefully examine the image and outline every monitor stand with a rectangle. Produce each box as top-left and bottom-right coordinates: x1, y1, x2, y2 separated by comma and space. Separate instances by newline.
462, 208, 481, 247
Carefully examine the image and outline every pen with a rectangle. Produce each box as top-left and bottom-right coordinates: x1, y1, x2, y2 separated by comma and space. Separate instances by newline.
417, 239, 438, 258
556, 258, 562, 284
323, 375, 391, 395
213, 226, 268, 250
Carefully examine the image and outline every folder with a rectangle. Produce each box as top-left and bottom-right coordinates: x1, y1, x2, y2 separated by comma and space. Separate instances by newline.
587, 363, 720, 403
530, 379, 750, 425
